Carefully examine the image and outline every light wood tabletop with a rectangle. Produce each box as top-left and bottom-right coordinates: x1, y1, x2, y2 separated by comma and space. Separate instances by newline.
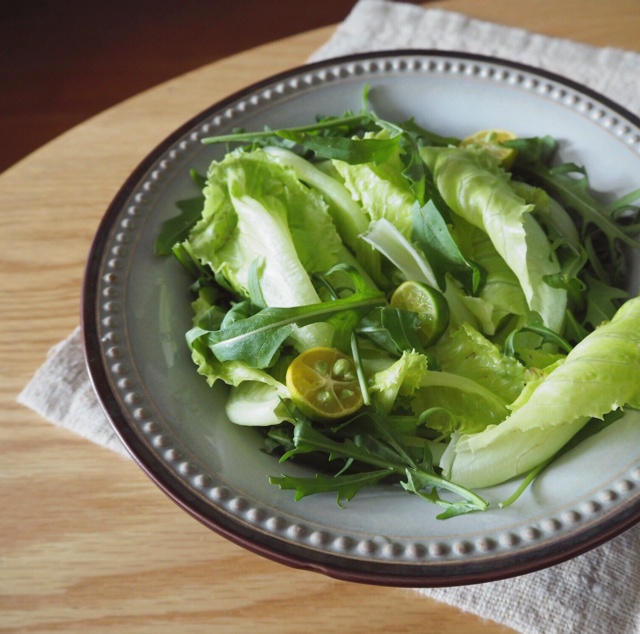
2, 1, 638, 632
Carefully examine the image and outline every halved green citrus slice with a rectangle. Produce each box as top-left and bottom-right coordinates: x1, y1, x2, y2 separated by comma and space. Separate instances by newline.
390, 281, 450, 347
460, 128, 518, 168
286, 347, 363, 422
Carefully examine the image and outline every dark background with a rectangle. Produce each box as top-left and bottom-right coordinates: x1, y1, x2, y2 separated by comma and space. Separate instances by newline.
0, 0, 427, 174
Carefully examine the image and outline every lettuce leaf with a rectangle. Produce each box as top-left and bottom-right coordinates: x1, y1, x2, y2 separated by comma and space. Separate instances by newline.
332, 137, 416, 239
361, 218, 439, 289
225, 381, 291, 427
422, 146, 567, 333
185, 149, 348, 350
453, 218, 529, 330
190, 149, 342, 296
435, 323, 527, 404
262, 146, 382, 284
441, 295, 640, 488
410, 324, 526, 436
412, 370, 510, 437
368, 350, 430, 413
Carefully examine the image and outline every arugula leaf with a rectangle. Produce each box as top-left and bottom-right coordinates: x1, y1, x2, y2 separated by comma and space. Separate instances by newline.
547, 163, 640, 249
401, 470, 487, 519
412, 200, 482, 295
365, 400, 418, 468
378, 306, 425, 354
397, 117, 460, 148
563, 309, 591, 344
356, 306, 442, 363
155, 170, 205, 255
398, 132, 428, 205
277, 129, 402, 165
271, 418, 487, 517
583, 273, 629, 328
189, 278, 384, 368
200, 113, 374, 147
509, 136, 640, 282
503, 317, 573, 358
269, 470, 392, 506
279, 420, 397, 468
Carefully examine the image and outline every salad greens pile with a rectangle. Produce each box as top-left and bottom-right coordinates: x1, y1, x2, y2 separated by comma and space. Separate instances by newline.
156, 89, 640, 518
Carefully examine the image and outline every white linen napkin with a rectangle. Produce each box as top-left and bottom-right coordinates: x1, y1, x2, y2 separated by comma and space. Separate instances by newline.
18, 2, 640, 633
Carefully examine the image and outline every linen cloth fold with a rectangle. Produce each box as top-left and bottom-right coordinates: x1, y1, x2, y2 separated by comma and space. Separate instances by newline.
18, 2, 640, 633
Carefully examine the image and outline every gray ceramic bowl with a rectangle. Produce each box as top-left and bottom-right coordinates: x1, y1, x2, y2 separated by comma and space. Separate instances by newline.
83, 51, 640, 587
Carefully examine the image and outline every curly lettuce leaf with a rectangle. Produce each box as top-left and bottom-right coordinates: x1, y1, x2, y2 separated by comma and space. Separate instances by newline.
368, 350, 430, 413
185, 149, 354, 350
453, 218, 529, 330
187, 149, 342, 303
410, 324, 526, 436
441, 295, 640, 488
435, 323, 527, 404
262, 146, 382, 284
331, 134, 416, 239
421, 146, 567, 333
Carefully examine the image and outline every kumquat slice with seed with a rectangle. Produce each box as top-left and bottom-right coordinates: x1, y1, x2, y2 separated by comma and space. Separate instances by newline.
286, 347, 364, 422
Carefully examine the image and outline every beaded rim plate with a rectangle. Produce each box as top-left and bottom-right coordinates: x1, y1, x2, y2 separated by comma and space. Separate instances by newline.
83, 51, 640, 587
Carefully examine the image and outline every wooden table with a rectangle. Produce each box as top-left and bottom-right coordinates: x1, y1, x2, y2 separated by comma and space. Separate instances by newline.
2, 1, 638, 631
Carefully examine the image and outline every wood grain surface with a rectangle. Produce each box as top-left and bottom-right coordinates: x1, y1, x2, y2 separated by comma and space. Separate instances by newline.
1, 1, 638, 632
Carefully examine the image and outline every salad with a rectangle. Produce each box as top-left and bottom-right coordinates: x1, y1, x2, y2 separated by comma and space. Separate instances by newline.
156, 90, 640, 519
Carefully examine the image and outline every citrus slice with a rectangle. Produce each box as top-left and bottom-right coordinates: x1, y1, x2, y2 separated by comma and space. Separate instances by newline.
460, 128, 518, 168
286, 347, 363, 422
390, 281, 450, 347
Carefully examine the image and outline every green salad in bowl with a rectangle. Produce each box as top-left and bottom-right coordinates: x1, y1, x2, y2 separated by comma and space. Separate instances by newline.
155, 88, 640, 520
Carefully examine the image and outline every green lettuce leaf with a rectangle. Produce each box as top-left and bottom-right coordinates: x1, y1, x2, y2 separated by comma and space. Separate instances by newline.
225, 381, 291, 427
435, 323, 527, 403
421, 146, 567, 333
262, 146, 382, 284
361, 218, 439, 289
332, 135, 416, 238
453, 218, 529, 331
185, 148, 350, 350
187, 149, 343, 299
411, 324, 525, 436
369, 350, 430, 413
441, 295, 640, 488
